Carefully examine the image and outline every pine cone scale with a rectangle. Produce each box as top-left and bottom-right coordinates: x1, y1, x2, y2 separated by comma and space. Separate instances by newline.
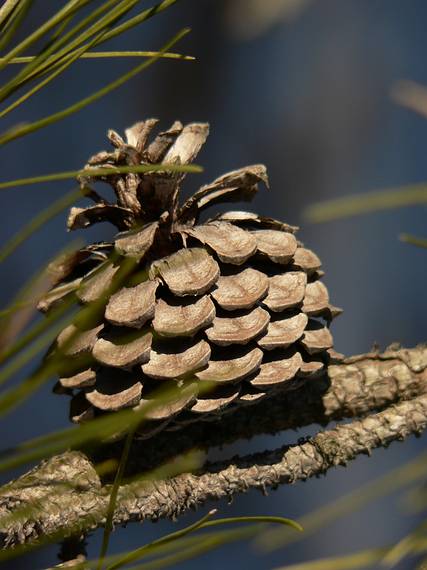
145, 120, 183, 163
206, 306, 270, 346
60, 368, 96, 389
114, 222, 159, 257
291, 247, 321, 274
251, 229, 298, 264
210, 267, 269, 310
195, 346, 263, 383
92, 328, 152, 369
186, 222, 257, 265
86, 371, 142, 411
139, 381, 197, 422
105, 279, 158, 328
56, 323, 103, 358
153, 295, 216, 337
38, 278, 82, 313
141, 338, 211, 380
77, 261, 119, 304
262, 272, 307, 312
301, 322, 334, 354
302, 281, 330, 316
250, 350, 303, 388
258, 312, 308, 351
191, 386, 239, 414
150, 248, 220, 296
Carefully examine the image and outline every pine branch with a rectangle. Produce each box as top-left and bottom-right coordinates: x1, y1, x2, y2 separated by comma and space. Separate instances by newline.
110, 344, 427, 473
0, 345, 426, 548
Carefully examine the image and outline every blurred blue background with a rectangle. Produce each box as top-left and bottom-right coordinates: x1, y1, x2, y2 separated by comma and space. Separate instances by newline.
1, 0, 426, 568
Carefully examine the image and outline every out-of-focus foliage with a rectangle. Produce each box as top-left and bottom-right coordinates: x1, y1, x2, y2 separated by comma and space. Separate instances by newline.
254, 452, 427, 568
391, 79, 427, 121
289, 75, 427, 570
224, 0, 313, 40
305, 182, 427, 223
304, 79, 427, 258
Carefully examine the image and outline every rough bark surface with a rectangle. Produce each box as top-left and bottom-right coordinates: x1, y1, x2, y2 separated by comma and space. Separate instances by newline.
0, 345, 426, 548
115, 344, 427, 472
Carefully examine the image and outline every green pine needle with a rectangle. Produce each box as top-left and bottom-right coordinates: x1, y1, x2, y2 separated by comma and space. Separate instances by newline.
0, 24, 112, 118
399, 233, 427, 248
3, 51, 194, 64
97, 427, 137, 570
0, 27, 191, 145
0, 162, 202, 191
305, 183, 427, 223
0, 0, 92, 73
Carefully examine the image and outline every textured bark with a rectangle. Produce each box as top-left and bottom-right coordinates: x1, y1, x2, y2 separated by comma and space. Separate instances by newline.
0, 346, 426, 548
111, 344, 427, 473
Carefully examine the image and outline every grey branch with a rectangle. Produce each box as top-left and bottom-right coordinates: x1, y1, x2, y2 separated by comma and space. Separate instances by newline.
122, 344, 427, 472
0, 345, 426, 548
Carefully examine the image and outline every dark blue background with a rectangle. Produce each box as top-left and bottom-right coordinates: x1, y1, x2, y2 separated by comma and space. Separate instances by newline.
1, 1, 426, 568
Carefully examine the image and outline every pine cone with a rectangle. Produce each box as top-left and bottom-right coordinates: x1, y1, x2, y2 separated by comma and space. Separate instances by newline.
39, 119, 341, 439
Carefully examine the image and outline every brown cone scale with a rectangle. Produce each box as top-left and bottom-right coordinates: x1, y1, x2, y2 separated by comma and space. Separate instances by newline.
39, 119, 341, 438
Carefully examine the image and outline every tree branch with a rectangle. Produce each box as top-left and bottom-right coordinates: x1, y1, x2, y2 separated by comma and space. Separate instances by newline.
0, 345, 426, 547
105, 344, 427, 473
